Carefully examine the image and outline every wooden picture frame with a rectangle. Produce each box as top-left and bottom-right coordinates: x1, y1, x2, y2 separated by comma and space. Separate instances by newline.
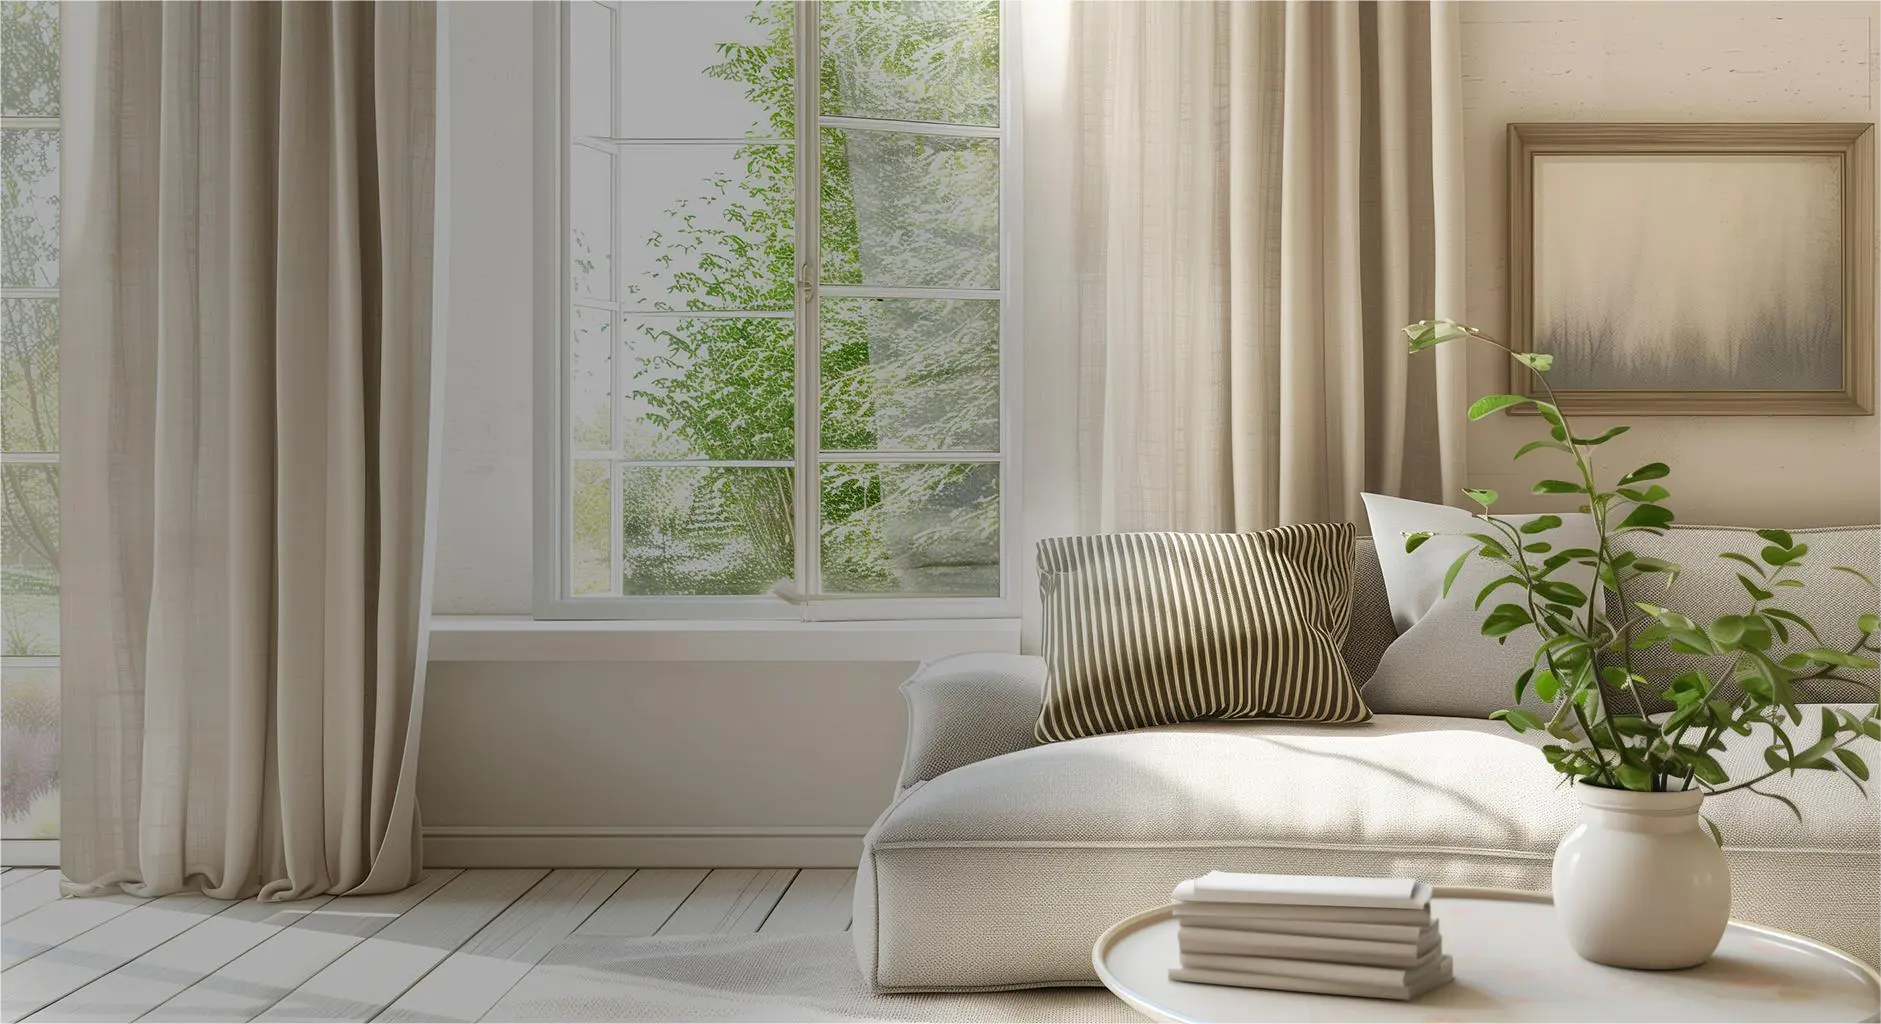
1507, 122, 1875, 415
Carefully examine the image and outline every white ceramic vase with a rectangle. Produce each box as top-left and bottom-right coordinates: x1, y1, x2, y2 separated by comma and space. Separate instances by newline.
1551, 785, 1732, 970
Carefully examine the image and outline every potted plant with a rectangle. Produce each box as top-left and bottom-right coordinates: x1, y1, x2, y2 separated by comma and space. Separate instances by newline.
1402, 319, 1881, 970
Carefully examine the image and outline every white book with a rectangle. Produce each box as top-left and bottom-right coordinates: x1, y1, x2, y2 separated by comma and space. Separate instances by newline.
1178, 946, 1443, 985
1169, 898, 1433, 928
1177, 872, 1432, 910
1177, 924, 1441, 968
1169, 955, 1454, 1002
1171, 905, 1434, 944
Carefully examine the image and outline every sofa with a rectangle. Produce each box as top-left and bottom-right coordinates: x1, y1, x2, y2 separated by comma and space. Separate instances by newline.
852, 536, 1881, 992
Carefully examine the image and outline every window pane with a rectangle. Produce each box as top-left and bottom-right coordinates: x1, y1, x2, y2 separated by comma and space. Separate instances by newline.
821, 461, 997, 596
820, 128, 998, 290
569, 1, 613, 140
2, 297, 57, 453
571, 307, 613, 451
821, 1, 999, 127
619, 2, 793, 139
622, 144, 795, 312
821, 298, 997, 452
1, 662, 57, 838
2, 128, 59, 290
1, 463, 57, 655
622, 465, 793, 596
0, 1, 59, 118
571, 459, 613, 596
621, 316, 794, 462
571, 145, 614, 302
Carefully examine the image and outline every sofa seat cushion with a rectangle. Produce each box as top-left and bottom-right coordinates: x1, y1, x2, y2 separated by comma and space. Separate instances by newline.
875, 716, 1573, 853
856, 712, 1880, 991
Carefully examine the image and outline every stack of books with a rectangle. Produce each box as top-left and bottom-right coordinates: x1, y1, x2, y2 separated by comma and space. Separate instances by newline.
1167, 871, 1453, 1002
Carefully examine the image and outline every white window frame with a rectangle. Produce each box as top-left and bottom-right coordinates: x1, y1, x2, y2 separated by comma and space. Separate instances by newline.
533, 1, 1022, 621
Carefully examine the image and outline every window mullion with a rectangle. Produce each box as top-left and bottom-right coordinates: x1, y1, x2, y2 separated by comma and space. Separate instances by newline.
793, 1, 823, 602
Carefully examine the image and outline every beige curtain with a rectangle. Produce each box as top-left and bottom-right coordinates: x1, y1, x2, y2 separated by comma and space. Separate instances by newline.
1067, 0, 1466, 533
59, 1, 439, 900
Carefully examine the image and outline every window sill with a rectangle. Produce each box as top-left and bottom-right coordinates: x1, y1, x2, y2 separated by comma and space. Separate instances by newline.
426, 615, 1022, 663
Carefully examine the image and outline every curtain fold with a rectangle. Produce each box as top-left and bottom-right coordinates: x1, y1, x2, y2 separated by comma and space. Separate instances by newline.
59, 0, 437, 900
1069, 0, 1465, 533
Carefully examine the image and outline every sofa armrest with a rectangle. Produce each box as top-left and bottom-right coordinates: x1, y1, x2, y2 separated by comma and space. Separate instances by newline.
896, 652, 1046, 790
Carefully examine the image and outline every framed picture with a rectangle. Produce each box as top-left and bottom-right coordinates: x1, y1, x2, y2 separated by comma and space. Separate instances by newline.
1508, 123, 1875, 415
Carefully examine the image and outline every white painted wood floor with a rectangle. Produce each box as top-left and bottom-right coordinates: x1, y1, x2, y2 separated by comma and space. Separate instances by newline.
0, 865, 857, 1023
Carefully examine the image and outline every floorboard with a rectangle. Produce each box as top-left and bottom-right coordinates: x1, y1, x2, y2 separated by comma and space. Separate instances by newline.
373, 869, 629, 1024
3, 892, 147, 969
570, 869, 705, 939
254, 870, 545, 1024
3, 872, 65, 924
27, 897, 335, 1023
656, 868, 797, 936
1, 894, 225, 1021
137, 871, 460, 1023
757, 869, 856, 934
2, 869, 42, 888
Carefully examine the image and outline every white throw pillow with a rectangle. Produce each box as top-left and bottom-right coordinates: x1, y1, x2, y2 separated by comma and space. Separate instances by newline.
1360, 492, 1598, 718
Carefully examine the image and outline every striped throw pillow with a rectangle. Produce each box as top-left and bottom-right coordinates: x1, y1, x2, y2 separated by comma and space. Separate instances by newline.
1035, 523, 1370, 743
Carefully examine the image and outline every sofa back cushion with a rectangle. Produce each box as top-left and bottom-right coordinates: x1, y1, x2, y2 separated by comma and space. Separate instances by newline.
1606, 524, 1879, 711
1035, 523, 1370, 743
1358, 493, 1598, 719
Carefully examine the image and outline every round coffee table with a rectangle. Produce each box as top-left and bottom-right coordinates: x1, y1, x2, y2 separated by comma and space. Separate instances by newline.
1094, 888, 1881, 1022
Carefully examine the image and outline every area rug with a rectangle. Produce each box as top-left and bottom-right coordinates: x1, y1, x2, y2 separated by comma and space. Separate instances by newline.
486, 932, 1148, 1022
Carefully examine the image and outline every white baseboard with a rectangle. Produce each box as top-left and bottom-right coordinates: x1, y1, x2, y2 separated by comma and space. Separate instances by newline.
2, 839, 59, 867
422, 825, 866, 868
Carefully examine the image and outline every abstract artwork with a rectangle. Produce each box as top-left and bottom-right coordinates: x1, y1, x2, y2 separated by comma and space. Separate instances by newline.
1508, 124, 1875, 414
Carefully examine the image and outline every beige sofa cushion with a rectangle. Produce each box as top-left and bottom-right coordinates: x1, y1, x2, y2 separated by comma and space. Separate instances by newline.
857, 713, 1880, 991
1610, 524, 1879, 709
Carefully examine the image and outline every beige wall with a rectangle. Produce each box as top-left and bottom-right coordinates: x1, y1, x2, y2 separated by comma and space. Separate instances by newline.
1459, 2, 1881, 526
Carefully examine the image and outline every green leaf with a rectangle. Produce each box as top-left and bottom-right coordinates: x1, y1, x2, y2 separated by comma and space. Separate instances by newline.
1535, 403, 1570, 442
1404, 531, 1433, 554
1720, 551, 1765, 577
1571, 425, 1630, 447
1617, 504, 1675, 532
1688, 750, 1729, 786
1514, 439, 1573, 460
1617, 463, 1670, 486
1614, 762, 1653, 791
1800, 648, 1881, 669
1617, 484, 1671, 503
1520, 515, 1563, 535
1403, 319, 1472, 350
1833, 565, 1880, 588
1859, 613, 1880, 634
1512, 351, 1555, 372
1708, 615, 1749, 647
1441, 548, 1472, 599
1514, 666, 1535, 702
1490, 708, 1547, 733
1750, 785, 1804, 822
1533, 580, 1586, 607
1476, 574, 1524, 610
1761, 544, 1808, 567
1737, 574, 1774, 602
1463, 487, 1499, 508
1532, 479, 1585, 495
1755, 528, 1794, 549
1482, 603, 1535, 638
1533, 669, 1561, 703
1835, 749, 1870, 782
1468, 394, 1531, 420
1702, 815, 1724, 848
1762, 607, 1821, 644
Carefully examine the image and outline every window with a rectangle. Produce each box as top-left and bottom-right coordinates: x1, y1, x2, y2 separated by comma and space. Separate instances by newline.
540, 0, 1016, 619
1, 0, 61, 843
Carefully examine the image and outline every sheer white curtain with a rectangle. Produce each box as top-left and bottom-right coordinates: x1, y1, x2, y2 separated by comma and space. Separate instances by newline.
1028, 0, 1466, 534
59, 1, 441, 900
